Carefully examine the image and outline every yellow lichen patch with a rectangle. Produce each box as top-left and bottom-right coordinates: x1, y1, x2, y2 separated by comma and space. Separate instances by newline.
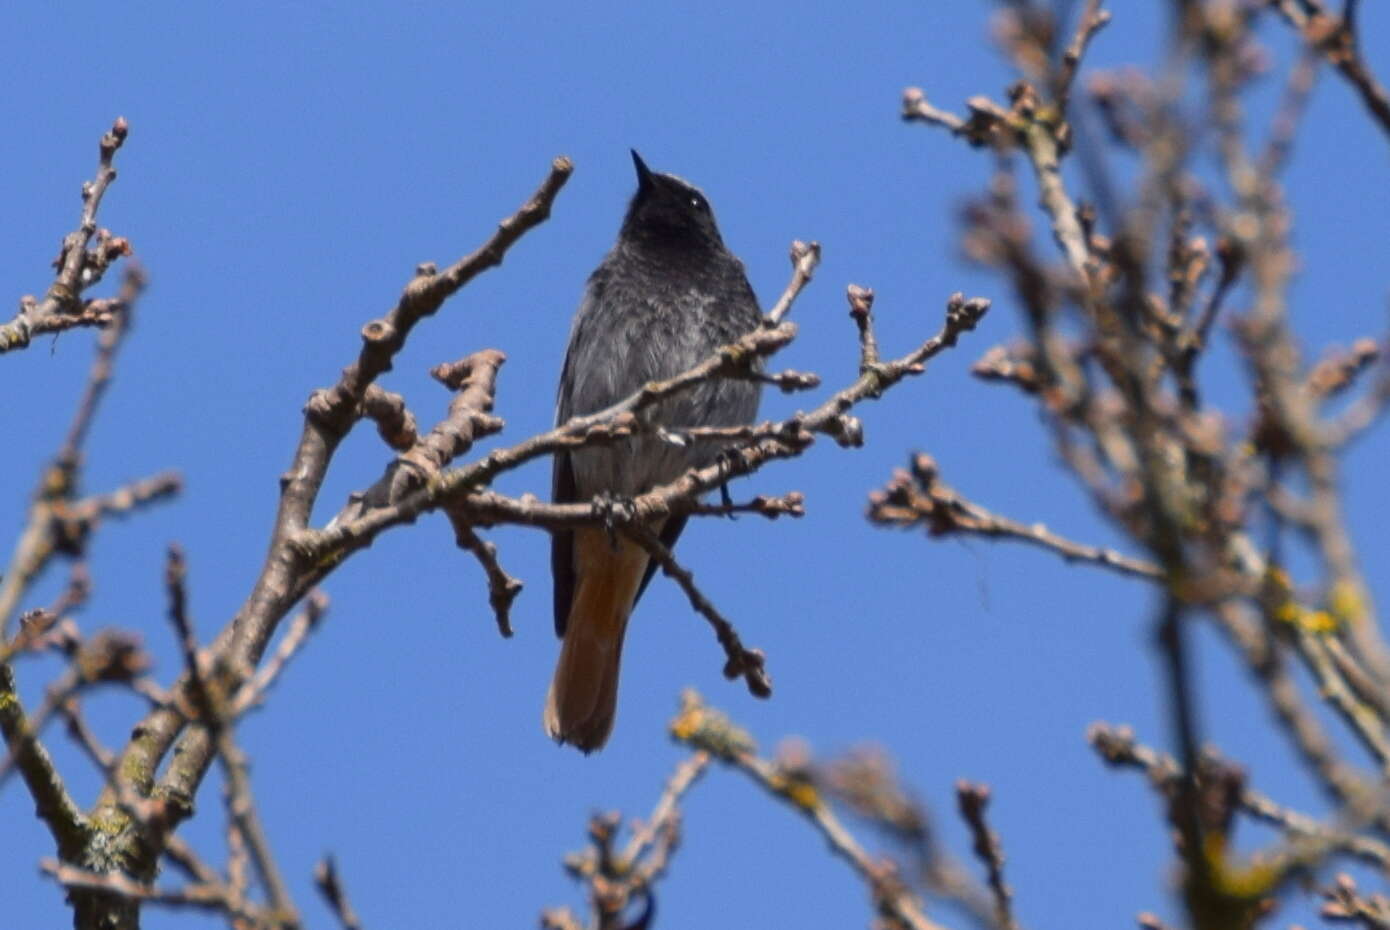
120, 753, 154, 793
668, 706, 704, 743
1270, 601, 1338, 635
1300, 610, 1338, 634
668, 688, 706, 743
666, 689, 757, 759
89, 807, 132, 836
1329, 579, 1366, 625
771, 774, 821, 812
1180, 834, 1282, 928
1260, 566, 1340, 633
1271, 599, 1301, 626
1206, 847, 1281, 901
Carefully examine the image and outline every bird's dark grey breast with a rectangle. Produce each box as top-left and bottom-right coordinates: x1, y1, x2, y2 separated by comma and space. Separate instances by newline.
558, 243, 762, 496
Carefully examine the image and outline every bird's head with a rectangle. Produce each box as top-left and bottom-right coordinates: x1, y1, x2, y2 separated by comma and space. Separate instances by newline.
620, 150, 725, 250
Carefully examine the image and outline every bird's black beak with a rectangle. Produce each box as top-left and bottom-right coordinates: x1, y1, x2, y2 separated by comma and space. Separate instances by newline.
630, 149, 654, 193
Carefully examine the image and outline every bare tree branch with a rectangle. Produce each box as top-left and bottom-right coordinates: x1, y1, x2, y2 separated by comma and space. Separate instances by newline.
1, 118, 134, 353
869, 452, 1161, 581
955, 782, 1018, 930
764, 239, 821, 326
1271, 0, 1390, 145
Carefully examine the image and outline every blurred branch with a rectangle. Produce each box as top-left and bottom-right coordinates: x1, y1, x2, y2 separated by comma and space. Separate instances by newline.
1322, 872, 1390, 928
1271, 0, 1390, 145
315, 858, 365, 930
57, 264, 146, 465
1090, 723, 1390, 871
40, 859, 267, 924
1054, 1, 1112, 112
669, 690, 951, 930
0, 267, 175, 639
547, 752, 711, 930
622, 752, 711, 866
896, 3, 1390, 924
955, 782, 1018, 930
0, 663, 90, 860
868, 452, 1161, 581
0, 630, 154, 789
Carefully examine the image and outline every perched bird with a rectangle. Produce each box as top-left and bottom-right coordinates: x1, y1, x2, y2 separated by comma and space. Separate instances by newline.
546, 152, 762, 752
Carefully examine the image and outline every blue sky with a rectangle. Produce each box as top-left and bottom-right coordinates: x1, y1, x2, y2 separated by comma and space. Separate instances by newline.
3, 2, 1389, 928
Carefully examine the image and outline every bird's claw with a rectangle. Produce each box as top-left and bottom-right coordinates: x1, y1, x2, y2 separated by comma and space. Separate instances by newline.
592, 492, 638, 546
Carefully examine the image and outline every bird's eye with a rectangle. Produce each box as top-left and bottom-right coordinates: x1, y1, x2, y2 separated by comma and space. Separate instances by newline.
690, 195, 708, 212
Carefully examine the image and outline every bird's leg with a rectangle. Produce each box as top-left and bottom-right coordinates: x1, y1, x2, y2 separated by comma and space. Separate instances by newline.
715, 448, 740, 520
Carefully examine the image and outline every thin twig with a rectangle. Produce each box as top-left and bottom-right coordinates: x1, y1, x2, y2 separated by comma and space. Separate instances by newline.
621, 751, 713, 865
685, 492, 806, 520
448, 521, 522, 638
0, 118, 133, 354
1156, 597, 1207, 885
764, 239, 822, 326
625, 524, 771, 698
1258, 49, 1322, 179
955, 781, 1018, 930
40, 859, 269, 925
1055, 0, 1112, 113
315, 857, 365, 930
216, 729, 298, 925
58, 265, 146, 466
848, 285, 879, 369
228, 816, 251, 906
58, 696, 116, 775
163, 835, 225, 889
868, 453, 1161, 580
164, 545, 212, 720
1271, 0, 1390, 146
230, 591, 329, 716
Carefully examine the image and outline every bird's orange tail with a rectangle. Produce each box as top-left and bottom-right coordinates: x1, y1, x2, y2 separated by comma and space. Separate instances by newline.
544, 527, 650, 752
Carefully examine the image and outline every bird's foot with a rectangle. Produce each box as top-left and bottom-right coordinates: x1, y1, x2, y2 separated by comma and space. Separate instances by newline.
591, 491, 638, 547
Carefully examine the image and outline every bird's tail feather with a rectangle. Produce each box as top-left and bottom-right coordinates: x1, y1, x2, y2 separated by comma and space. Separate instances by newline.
544, 527, 650, 753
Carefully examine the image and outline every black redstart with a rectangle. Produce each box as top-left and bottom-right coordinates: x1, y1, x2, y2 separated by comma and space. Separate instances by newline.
545, 151, 762, 752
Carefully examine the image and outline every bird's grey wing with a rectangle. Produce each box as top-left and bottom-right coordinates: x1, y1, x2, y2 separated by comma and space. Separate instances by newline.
632, 267, 759, 605
550, 285, 592, 640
